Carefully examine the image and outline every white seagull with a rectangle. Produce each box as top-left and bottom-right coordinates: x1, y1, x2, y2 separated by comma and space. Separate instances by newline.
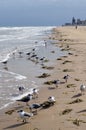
48, 96, 56, 103
17, 110, 33, 122
80, 84, 86, 95
32, 88, 39, 99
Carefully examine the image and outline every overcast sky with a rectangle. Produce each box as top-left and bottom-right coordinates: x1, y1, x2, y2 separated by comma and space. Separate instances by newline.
0, 0, 85, 26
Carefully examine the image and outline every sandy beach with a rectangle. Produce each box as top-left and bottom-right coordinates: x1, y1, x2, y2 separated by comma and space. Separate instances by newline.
1, 26, 86, 130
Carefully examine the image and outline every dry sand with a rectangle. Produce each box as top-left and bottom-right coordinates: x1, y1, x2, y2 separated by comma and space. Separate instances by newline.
1, 26, 86, 130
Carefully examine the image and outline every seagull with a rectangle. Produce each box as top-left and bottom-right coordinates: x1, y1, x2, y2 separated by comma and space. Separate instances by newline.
53, 80, 60, 88
2, 60, 8, 65
32, 48, 35, 51
18, 51, 23, 55
17, 110, 33, 122
48, 96, 56, 103
32, 88, 39, 99
63, 74, 70, 83
31, 54, 37, 58
40, 57, 45, 61
29, 103, 42, 114
26, 52, 31, 56
16, 94, 33, 105
18, 86, 25, 94
80, 84, 86, 95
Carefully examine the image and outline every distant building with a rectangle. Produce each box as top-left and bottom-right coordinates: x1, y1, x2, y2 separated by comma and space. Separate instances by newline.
72, 17, 76, 25
64, 17, 86, 26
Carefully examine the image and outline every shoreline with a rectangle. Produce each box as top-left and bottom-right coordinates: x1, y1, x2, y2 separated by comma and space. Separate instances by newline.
1, 26, 86, 130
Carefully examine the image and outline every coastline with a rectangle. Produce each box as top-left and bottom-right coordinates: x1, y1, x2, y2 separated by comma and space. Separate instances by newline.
1, 26, 86, 130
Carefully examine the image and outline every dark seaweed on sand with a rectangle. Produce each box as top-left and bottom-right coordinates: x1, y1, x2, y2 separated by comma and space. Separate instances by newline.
44, 80, 54, 85
66, 84, 76, 88
37, 73, 51, 78
61, 108, 72, 115
5, 109, 15, 115
68, 98, 83, 104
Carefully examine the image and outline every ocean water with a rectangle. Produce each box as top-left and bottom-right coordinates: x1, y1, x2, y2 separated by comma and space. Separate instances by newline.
0, 26, 67, 110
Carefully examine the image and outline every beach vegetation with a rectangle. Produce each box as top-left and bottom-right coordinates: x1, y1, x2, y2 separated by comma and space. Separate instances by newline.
68, 98, 83, 104
5, 109, 15, 115
63, 69, 74, 72
42, 66, 54, 70
57, 58, 62, 60
62, 60, 72, 64
66, 84, 76, 88
44, 80, 53, 85
51, 50, 55, 53
37, 73, 50, 78
44, 59, 49, 62
67, 118, 86, 126
74, 78, 80, 81
61, 108, 72, 115
41, 101, 55, 109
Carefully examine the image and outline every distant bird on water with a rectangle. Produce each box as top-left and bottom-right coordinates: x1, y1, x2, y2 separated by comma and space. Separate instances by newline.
18, 86, 25, 94
16, 94, 32, 105
26, 52, 31, 56
17, 110, 33, 122
2, 60, 8, 65
40, 57, 45, 61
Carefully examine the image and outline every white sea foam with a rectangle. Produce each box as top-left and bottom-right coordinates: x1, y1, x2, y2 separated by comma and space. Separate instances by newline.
0, 101, 15, 110
11, 89, 34, 101
0, 69, 27, 80
15, 75, 27, 80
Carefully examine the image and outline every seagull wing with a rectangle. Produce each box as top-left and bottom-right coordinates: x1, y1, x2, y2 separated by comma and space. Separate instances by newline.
24, 112, 33, 117
16, 96, 30, 102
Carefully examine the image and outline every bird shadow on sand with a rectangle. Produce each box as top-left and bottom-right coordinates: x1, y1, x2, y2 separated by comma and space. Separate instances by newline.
72, 93, 82, 98
3, 122, 28, 129
77, 109, 86, 113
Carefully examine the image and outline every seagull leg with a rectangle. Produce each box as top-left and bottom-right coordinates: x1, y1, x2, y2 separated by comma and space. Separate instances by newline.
26, 102, 29, 106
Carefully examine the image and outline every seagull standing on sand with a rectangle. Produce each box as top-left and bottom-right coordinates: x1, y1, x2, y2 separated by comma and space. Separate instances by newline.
16, 94, 33, 105
80, 84, 86, 95
53, 80, 60, 88
48, 96, 56, 103
17, 110, 33, 122
29, 103, 42, 114
32, 88, 39, 99
63, 74, 70, 83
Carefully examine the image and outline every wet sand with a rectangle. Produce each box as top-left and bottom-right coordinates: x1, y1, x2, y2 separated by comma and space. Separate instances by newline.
1, 26, 86, 130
